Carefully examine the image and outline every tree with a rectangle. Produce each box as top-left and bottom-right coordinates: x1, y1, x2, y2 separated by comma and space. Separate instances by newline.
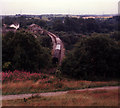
52, 19, 65, 31
61, 35, 120, 80
37, 35, 52, 49
110, 31, 120, 41
2, 31, 52, 72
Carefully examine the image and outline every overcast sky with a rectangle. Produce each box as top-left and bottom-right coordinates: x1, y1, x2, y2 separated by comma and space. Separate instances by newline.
0, 0, 119, 15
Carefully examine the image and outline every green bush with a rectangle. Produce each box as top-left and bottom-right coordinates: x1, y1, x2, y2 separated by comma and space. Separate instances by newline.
61, 35, 120, 80
2, 31, 52, 72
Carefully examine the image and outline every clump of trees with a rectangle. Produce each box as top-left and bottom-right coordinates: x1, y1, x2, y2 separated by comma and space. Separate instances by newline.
54, 31, 82, 50
51, 17, 118, 33
3, 15, 119, 34
2, 16, 47, 29
2, 31, 52, 72
61, 35, 120, 80
110, 31, 120, 41
37, 34, 52, 49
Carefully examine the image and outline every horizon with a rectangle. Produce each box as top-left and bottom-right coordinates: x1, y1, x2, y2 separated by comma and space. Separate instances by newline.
0, 0, 119, 15
0, 13, 118, 16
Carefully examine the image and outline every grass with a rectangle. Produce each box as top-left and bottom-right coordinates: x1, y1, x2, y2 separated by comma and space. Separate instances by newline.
2, 87, 119, 106
2, 71, 120, 95
2, 77, 119, 95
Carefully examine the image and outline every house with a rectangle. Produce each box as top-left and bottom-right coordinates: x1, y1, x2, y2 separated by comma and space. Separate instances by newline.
2, 23, 19, 35
9, 23, 20, 30
28, 24, 43, 35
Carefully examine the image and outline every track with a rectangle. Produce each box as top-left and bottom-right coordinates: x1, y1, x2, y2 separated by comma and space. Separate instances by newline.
27, 24, 65, 64
44, 31, 65, 64
2, 86, 119, 100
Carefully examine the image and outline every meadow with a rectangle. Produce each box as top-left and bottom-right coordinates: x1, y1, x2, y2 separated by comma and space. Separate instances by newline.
3, 87, 119, 106
2, 70, 119, 95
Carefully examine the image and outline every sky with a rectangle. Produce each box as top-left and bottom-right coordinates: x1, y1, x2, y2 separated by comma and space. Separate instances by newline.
0, 0, 119, 15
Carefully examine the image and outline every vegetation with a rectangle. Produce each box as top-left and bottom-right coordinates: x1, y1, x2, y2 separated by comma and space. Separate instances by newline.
51, 17, 118, 33
2, 70, 50, 83
110, 31, 120, 41
2, 15, 120, 99
2, 16, 47, 28
3, 15, 119, 33
3, 88, 119, 106
61, 35, 120, 80
2, 71, 119, 95
37, 34, 52, 49
2, 31, 52, 72
55, 31, 82, 50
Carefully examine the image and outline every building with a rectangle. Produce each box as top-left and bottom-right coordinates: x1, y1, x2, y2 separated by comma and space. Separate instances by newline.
28, 24, 43, 35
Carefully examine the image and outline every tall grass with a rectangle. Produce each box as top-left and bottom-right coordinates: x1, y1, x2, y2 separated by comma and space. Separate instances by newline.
2, 70, 50, 83
2, 70, 119, 95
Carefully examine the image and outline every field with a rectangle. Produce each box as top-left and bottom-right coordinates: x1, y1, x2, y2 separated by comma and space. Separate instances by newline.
2, 70, 119, 95
2, 87, 119, 106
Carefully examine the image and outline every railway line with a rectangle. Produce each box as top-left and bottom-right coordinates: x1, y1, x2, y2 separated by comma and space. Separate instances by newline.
27, 24, 65, 65
43, 30, 65, 65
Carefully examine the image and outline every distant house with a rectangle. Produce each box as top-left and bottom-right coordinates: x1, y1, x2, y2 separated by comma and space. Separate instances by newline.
2, 23, 19, 35
9, 23, 20, 30
28, 24, 43, 35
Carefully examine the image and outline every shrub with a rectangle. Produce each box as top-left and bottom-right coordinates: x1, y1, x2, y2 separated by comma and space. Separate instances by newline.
2, 70, 49, 83
2, 31, 52, 72
61, 35, 120, 80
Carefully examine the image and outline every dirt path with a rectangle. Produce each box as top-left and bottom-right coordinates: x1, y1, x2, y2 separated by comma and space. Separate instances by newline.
2, 86, 119, 100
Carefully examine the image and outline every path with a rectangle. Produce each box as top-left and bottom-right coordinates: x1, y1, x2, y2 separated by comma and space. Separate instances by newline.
2, 86, 119, 100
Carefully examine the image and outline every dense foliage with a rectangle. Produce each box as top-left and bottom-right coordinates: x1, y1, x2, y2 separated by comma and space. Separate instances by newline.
2, 70, 50, 83
61, 35, 120, 80
2, 15, 120, 80
55, 31, 82, 50
37, 34, 52, 49
2, 16, 47, 29
110, 31, 120, 41
2, 15, 119, 33
52, 17, 118, 33
2, 31, 52, 72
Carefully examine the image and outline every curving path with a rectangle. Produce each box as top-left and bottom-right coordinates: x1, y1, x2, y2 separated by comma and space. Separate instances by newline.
45, 31, 65, 64
27, 25, 65, 64
2, 86, 119, 100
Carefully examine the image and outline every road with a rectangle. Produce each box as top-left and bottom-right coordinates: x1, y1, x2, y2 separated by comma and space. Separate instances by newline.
2, 86, 119, 100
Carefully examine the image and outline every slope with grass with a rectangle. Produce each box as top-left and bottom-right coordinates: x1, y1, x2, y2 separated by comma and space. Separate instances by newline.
2, 71, 119, 95
2, 86, 119, 106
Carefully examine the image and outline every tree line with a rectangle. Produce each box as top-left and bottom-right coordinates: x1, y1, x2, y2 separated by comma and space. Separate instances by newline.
2, 16, 119, 34
51, 16, 118, 33
61, 34, 120, 80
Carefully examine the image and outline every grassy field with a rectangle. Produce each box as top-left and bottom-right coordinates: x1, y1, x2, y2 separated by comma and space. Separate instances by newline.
2, 87, 119, 106
2, 71, 119, 95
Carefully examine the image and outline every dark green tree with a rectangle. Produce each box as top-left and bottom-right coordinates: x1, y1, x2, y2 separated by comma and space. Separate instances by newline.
37, 35, 52, 49
52, 19, 65, 31
61, 35, 120, 80
2, 31, 52, 72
